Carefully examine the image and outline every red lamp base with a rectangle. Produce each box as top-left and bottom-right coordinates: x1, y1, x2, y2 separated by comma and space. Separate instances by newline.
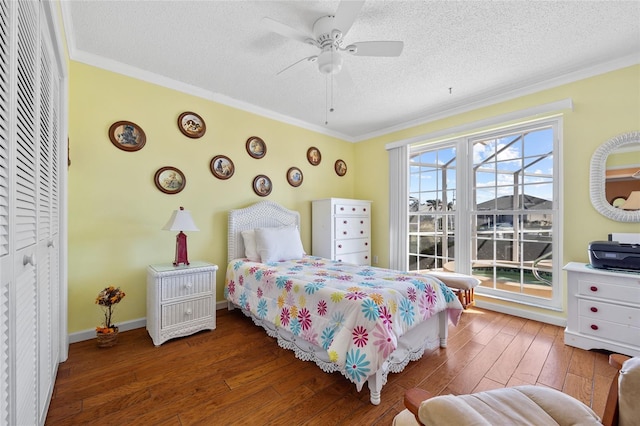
173, 231, 190, 266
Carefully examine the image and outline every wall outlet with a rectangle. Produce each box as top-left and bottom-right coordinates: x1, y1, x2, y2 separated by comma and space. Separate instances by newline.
373, 255, 378, 265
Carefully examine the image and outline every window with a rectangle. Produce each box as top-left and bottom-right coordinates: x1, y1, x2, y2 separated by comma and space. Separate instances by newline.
408, 144, 457, 270
406, 118, 561, 310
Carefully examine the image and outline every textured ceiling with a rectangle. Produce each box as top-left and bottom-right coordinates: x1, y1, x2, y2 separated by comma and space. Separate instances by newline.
62, 1, 640, 141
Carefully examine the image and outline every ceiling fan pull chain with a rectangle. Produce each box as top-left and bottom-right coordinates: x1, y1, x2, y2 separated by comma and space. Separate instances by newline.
325, 74, 329, 125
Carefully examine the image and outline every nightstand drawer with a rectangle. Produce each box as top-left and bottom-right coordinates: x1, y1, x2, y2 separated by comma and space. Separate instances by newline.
578, 316, 640, 346
577, 278, 640, 303
161, 271, 213, 302
161, 297, 214, 328
578, 299, 640, 327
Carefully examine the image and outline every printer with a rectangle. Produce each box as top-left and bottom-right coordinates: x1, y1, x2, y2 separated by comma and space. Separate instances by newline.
588, 241, 640, 271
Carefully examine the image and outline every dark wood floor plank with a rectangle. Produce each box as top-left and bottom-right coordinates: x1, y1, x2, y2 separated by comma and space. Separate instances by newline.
45, 307, 617, 425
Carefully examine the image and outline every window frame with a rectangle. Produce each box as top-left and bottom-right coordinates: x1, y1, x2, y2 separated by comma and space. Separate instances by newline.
406, 116, 563, 311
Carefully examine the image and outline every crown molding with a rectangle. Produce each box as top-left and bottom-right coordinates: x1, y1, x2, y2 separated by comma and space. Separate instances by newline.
357, 53, 640, 142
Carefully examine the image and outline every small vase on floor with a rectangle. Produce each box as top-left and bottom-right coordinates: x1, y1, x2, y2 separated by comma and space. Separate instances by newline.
96, 327, 119, 348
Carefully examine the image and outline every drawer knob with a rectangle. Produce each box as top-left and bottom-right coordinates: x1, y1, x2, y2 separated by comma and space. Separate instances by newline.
343, 220, 347, 224
185, 308, 193, 315
352, 208, 356, 211
360, 220, 363, 224
590, 307, 598, 313
365, 242, 368, 246
360, 231, 364, 234
340, 207, 344, 211
590, 324, 598, 330
343, 231, 347, 235
590, 286, 598, 292
338, 244, 342, 248
365, 256, 368, 259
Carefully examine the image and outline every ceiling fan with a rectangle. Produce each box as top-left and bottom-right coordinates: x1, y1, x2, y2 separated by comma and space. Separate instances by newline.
262, 0, 404, 76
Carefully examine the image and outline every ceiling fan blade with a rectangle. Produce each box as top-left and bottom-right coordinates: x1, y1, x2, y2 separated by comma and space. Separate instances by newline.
333, 0, 365, 36
277, 55, 318, 75
261, 17, 313, 44
350, 41, 404, 57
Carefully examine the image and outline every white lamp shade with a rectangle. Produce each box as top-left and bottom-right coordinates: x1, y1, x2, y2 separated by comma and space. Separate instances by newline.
162, 207, 199, 231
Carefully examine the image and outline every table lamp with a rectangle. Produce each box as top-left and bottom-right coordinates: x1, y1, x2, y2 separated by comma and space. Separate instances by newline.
163, 206, 199, 266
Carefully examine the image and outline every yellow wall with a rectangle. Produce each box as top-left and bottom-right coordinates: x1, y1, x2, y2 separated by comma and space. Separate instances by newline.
355, 65, 640, 320
68, 59, 640, 333
68, 62, 356, 333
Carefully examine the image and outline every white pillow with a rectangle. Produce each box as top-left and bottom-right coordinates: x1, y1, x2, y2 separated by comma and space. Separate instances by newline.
254, 225, 305, 263
240, 229, 260, 262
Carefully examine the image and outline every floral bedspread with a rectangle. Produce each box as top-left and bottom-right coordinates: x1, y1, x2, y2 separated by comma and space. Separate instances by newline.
224, 256, 462, 390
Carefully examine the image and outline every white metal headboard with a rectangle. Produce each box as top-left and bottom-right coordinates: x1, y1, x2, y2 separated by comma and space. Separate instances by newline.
227, 201, 301, 263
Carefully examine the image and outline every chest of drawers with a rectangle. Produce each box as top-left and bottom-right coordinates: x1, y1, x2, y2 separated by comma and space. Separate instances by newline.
312, 198, 372, 266
147, 261, 218, 346
564, 262, 639, 357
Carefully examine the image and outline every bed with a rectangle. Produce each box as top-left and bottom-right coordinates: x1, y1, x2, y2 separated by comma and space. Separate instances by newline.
224, 201, 463, 405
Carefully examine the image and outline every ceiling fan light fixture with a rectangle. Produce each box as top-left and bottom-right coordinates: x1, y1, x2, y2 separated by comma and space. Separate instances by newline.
317, 49, 343, 74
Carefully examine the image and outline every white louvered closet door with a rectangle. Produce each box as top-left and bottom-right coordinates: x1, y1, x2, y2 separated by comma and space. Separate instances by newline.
15, 0, 40, 424
0, 0, 11, 423
0, 1, 65, 425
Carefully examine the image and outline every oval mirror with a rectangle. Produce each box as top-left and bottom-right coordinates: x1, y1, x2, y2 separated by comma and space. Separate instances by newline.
590, 131, 640, 222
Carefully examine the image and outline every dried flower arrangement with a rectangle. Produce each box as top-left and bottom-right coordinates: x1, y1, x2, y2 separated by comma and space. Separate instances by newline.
95, 286, 126, 334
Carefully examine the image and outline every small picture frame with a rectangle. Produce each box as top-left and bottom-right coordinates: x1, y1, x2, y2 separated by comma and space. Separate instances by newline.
335, 159, 347, 176
109, 121, 146, 151
246, 136, 266, 159
286, 167, 303, 187
178, 112, 206, 138
307, 147, 321, 166
210, 155, 235, 180
253, 174, 272, 197
154, 166, 186, 194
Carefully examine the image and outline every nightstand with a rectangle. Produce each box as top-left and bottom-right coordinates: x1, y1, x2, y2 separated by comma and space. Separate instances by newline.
146, 261, 218, 346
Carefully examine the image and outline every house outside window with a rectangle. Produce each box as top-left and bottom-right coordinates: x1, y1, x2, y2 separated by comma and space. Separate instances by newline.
407, 118, 561, 310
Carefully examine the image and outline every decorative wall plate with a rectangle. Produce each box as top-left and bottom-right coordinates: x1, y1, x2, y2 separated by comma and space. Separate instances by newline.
335, 159, 347, 176
253, 174, 272, 196
286, 167, 303, 187
210, 155, 235, 180
246, 136, 266, 159
178, 111, 206, 138
154, 166, 186, 194
307, 146, 321, 165
109, 121, 146, 151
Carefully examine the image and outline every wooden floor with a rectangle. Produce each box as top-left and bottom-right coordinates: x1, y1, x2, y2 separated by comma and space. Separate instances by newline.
46, 307, 618, 425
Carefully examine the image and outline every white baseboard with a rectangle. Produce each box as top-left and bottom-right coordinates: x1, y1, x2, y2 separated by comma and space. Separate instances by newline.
475, 300, 567, 327
68, 302, 232, 343
68, 318, 147, 343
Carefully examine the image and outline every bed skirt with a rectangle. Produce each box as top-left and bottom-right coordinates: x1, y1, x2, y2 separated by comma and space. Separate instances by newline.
229, 301, 447, 405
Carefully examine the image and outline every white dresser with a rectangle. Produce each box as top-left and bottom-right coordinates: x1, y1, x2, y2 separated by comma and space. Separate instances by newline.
312, 198, 372, 266
564, 262, 639, 357
147, 261, 218, 346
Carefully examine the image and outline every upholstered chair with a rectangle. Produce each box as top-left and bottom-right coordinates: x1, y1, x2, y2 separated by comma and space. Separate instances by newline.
393, 354, 639, 426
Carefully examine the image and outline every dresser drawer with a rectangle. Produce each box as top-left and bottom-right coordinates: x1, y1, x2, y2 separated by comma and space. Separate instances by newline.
160, 271, 213, 302
334, 202, 370, 216
577, 278, 640, 304
161, 296, 214, 328
336, 251, 370, 266
578, 315, 640, 346
335, 217, 370, 239
335, 238, 370, 255
578, 299, 640, 327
